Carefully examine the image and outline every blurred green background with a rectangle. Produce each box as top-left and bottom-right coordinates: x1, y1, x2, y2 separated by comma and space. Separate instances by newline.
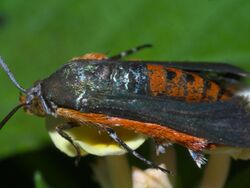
0, 0, 250, 187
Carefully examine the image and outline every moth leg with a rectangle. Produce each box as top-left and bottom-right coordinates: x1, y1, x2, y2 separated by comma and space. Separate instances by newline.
55, 123, 82, 166
109, 44, 152, 60
188, 149, 207, 168
154, 139, 173, 156
39, 94, 53, 115
104, 126, 171, 174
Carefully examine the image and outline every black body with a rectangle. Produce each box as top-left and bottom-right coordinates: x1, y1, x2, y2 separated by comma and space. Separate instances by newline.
41, 60, 250, 147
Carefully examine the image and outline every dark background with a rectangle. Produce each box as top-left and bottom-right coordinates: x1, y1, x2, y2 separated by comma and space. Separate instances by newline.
0, 0, 250, 187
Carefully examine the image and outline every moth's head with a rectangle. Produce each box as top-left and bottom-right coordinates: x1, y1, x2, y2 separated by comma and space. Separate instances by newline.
19, 83, 46, 117
0, 57, 46, 129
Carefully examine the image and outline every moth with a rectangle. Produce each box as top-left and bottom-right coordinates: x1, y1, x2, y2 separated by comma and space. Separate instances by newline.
1, 44, 250, 174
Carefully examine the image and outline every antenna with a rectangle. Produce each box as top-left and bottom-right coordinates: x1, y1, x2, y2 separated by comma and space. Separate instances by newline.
0, 56, 28, 129
109, 44, 153, 60
0, 103, 27, 129
0, 56, 26, 93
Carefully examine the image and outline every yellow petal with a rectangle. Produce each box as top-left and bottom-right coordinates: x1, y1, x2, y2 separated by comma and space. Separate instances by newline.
45, 116, 146, 157
45, 117, 88, 157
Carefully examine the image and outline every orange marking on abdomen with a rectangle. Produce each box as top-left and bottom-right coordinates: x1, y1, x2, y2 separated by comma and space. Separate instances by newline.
204, 82, 221, 101
56, 108, 209, 151
147, 64, 167, 96
148, 66, 231, 102
164, 68, 186, 98
185, 72, 204, 102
